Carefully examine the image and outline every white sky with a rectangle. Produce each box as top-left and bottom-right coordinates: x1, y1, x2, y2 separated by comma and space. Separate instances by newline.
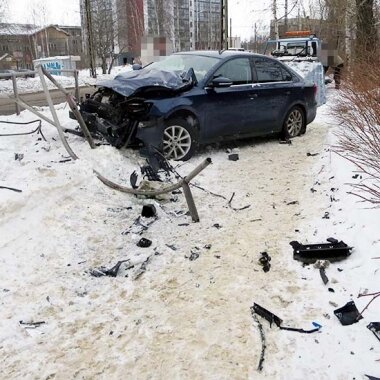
7, 0, 302, 40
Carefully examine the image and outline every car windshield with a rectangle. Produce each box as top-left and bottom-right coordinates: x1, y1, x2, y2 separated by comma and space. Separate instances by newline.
149, 54, 220, 81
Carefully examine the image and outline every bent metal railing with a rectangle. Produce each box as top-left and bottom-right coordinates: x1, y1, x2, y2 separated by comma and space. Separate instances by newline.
0, 69, 80, 116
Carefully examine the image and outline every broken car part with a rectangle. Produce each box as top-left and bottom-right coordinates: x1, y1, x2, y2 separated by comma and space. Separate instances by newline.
19, 320, 46, 328
251, 303, 321, 333
228, 153, 239, 161
334, 301, 363, 326
290, 238, 352, 264
319, 268, 329, 285
90, 260, 132, 277
258, 252, 271, 273
141, 204, 157, 218
367, 322, 380, 342
137, 238, 152, 248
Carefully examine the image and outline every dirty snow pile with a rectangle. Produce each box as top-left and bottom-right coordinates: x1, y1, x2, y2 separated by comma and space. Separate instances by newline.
0, 92, 379, 379
0, 65, 130, 95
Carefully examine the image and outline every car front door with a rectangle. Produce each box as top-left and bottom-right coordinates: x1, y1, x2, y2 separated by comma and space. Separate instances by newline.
202, 57, 257, 141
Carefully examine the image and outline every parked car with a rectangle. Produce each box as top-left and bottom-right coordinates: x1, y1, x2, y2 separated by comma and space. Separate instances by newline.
76, 50, 317, 160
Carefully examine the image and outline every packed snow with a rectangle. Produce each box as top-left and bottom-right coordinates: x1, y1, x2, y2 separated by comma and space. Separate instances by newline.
0, 90, 379, 379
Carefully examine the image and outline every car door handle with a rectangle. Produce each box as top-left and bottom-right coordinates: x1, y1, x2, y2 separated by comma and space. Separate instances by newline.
249, 93, 258, 100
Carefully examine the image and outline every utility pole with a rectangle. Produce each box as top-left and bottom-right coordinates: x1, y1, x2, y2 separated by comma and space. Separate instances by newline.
230, 17, 232, 48
220, 0, 228, 49
272, 0, 279, 40
85, 0, 96, 78
284, 0, 288, 33
254, 22, 258, 52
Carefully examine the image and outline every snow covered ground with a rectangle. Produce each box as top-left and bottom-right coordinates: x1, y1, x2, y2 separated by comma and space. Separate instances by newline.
0, 66, 130, 95
0, 91, 379, 379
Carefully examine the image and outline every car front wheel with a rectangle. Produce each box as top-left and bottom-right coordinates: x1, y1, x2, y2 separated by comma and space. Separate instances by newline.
163, 118, 197, 161
282, 106, 305, 138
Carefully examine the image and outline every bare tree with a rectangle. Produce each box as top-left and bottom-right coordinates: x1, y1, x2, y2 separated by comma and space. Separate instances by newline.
355, 0, 378, 58
87, 0, 119, 74
0, 0, 8, 22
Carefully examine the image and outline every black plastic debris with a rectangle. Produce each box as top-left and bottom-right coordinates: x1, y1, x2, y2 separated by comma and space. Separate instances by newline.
130, 170, 138, 189
334, 301, 363, 326
259, 252, 271, 273
279, 139, 292, 145
213, 223, 222, 229
141, 165, 161, 181
137, 238, 152, 248
322, 211, 330, 219
307, 152, 319, 157
228, 153, 239, 161
287, 200, 299, 205
15, 153, 24, 161
367, 322, 380, 342
189, 251, 200, 261
252, 303, 283, 327
141, 204, 157, 218
165, 244, 177, 251
290, 238, 352, 264
319, 268, 329, 284
90, 260, 131, 277
251, 303, 321, 333
19, 320, 45, 328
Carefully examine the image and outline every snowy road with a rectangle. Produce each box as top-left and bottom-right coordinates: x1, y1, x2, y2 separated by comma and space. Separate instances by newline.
0, 101, 378, 379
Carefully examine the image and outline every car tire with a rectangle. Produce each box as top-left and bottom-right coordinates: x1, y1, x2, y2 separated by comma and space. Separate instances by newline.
162, 118, 198, 161
281, 106, 305, 139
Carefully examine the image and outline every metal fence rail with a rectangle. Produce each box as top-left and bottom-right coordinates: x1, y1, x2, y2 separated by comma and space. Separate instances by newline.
0, 69, 80, 115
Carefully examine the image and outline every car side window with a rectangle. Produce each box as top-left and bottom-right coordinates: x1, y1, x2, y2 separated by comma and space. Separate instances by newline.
253, 58, 286, 83
213, 58, 252, 85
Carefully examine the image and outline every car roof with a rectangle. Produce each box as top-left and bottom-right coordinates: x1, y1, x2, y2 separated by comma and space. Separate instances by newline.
173, 50, 269, 60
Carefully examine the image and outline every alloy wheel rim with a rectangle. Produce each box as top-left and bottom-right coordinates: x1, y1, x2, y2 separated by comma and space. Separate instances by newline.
286, 110, 303, 137
163, 125, 192, 160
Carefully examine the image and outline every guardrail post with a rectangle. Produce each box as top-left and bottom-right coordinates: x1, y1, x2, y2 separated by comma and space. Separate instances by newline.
11, 74, 21, 115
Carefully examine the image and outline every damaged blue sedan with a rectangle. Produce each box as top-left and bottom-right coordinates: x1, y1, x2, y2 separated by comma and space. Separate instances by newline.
76, 50, 317, 161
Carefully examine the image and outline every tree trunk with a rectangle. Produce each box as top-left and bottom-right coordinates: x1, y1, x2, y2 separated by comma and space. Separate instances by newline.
101, 56, 107, 74
355, 0, 377, 60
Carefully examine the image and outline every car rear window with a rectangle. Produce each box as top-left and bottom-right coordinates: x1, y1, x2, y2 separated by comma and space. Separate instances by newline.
253, 57, 289, 83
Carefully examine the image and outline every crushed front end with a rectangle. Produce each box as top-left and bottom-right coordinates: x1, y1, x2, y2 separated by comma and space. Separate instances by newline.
72, 88, 153, 149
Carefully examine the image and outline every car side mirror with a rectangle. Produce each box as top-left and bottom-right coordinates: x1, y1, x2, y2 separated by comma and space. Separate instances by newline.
209, 76, 233, 88
132, 63, 142, 70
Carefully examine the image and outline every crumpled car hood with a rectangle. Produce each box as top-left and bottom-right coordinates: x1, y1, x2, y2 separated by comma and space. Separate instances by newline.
97, 67, 195, 97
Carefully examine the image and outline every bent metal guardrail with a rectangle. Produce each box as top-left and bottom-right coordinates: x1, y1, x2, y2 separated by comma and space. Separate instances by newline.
0, 69, 80, 115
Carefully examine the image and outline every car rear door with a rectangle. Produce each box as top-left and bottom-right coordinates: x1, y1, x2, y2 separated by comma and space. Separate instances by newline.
248, 57, 296, 134
202, 57, 257, 140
